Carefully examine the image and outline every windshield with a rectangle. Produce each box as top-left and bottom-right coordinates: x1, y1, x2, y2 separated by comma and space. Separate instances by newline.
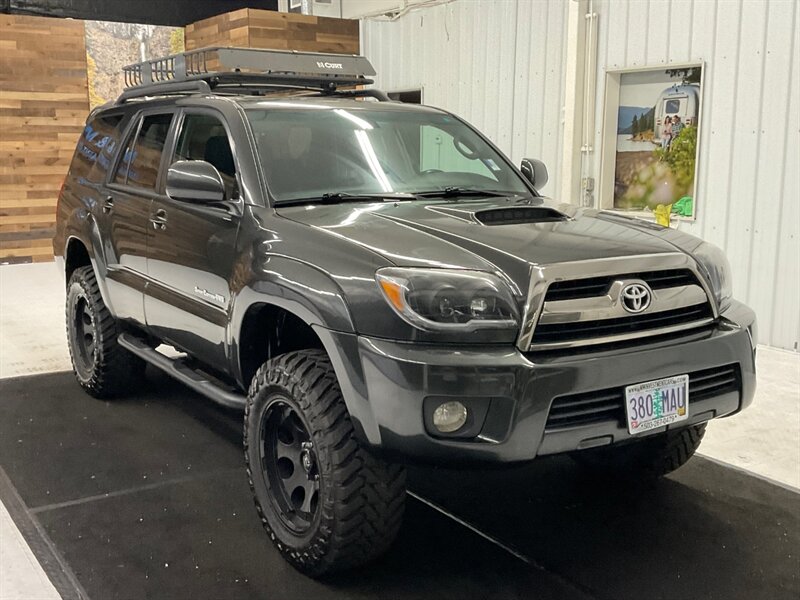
245, 106, 530, 203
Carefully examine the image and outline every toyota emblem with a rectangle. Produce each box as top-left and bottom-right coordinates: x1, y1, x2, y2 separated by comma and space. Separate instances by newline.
621, 283, 652, 313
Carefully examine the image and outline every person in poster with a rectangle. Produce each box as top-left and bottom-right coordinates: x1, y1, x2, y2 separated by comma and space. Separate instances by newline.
661, 115, 672, 151
670, 115, 685, 144
613, 67, 701, 219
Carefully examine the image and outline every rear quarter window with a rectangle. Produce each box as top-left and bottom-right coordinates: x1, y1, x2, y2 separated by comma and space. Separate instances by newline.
70, 113, 126, 184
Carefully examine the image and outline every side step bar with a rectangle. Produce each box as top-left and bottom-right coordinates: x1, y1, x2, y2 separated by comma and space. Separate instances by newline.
118, 333, 246, 410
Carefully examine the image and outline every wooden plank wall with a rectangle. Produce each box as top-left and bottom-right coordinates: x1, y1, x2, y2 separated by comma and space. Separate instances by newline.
0, 10, 356, 264
0, 15, 90, 263
186, 9, 359, 54
184, 8, 251, 50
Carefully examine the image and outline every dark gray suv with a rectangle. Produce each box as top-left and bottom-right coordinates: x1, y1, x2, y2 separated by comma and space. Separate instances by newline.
53, 47, 757, 577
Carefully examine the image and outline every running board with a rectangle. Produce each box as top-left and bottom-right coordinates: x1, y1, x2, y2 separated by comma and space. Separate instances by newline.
118, 333, 246, 410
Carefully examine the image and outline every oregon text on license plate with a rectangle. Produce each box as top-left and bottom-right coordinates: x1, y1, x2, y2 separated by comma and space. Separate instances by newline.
625, 374, 689, 435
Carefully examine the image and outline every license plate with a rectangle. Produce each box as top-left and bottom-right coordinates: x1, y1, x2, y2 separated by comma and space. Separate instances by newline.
625, 374, 689, 435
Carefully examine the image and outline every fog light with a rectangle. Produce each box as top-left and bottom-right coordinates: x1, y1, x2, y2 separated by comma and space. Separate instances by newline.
432, 401, 468, 433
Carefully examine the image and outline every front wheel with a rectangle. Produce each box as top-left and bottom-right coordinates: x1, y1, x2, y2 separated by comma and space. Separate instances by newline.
244, 349, 406, 577
572, 423, 707, 481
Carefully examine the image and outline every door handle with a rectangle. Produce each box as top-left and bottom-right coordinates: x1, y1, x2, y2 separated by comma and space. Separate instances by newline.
102, 196, 114, 214
150, 208, 168, 231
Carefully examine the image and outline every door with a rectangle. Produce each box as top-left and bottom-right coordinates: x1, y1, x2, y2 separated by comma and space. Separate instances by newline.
102, 111, 174, 324
144, 110, 242, 370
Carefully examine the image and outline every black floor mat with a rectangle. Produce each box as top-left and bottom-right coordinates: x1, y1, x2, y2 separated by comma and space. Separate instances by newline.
0, 370, 797, 600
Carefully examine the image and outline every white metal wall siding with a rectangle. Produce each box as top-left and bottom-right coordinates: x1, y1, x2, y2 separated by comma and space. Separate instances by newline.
591, 0, 799, 350
363, 0, 799, 350
362, 0, 568, 196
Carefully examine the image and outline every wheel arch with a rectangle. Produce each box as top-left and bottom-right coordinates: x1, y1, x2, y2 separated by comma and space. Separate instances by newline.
64, 236, 92, 282
230, 258, 356, 385
236, 302, 326, 387
231, 286, 380, 447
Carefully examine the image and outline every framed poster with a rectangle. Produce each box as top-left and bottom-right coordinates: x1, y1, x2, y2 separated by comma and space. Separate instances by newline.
600, 63, 704, 221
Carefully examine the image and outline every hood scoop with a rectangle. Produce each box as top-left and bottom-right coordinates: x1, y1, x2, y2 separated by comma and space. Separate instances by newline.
475, 206, 568, 226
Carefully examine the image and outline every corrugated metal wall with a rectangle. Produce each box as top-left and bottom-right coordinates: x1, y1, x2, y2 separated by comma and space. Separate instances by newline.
362, 0, 569, 196
362, 0, 799, 351
589, 0, 799, 352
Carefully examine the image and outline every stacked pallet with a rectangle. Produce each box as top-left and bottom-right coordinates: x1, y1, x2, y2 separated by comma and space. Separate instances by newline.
186, 9, 359, 55
0, 15, 90, 263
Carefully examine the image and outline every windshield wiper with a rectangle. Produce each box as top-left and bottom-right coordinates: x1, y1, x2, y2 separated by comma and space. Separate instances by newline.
411, 187, 516, 199
276, 192, 416, 207
276, 188, 522, 207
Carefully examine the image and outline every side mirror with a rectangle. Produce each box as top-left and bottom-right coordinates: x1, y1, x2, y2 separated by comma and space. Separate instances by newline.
520, 158, 548, 189
166, 160, 225, 202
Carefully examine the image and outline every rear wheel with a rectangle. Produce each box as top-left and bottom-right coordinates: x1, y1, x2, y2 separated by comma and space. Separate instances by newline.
66, 266, 144, 398
572, 423, 707, 480
244, 349, 406, 577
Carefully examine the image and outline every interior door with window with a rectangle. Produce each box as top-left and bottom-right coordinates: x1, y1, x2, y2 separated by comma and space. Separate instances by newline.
103, 112, 174, 324
144, 110, 241, 370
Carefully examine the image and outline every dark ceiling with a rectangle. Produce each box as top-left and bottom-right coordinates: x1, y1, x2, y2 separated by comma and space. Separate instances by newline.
1, 0, 279, 26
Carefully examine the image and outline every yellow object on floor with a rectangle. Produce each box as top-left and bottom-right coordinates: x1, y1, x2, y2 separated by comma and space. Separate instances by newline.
655, 204, 673, 227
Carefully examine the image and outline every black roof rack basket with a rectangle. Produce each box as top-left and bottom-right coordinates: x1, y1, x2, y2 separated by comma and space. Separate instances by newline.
118, 46, 379, 103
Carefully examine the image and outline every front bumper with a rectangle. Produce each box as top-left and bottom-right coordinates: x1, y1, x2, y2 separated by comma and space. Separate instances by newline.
322, 300, 757, 465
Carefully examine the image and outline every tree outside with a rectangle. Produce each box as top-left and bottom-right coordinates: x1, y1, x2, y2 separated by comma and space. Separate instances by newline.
85, 21, 185, 109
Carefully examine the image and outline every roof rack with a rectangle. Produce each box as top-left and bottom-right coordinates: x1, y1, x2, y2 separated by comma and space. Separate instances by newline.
117, 46, 381, 103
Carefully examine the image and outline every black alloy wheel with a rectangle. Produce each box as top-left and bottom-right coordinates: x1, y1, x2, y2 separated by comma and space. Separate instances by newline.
244, 349, 407, 576
260, 399, 321, 532
70, 295, 97, 378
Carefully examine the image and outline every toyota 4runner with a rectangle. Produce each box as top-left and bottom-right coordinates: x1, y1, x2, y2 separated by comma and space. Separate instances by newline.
53, 47, 757, 577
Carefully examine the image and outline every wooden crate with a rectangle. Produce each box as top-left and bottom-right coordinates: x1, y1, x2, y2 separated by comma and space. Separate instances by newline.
0, 15, 90, 263
186, 9, 359, 55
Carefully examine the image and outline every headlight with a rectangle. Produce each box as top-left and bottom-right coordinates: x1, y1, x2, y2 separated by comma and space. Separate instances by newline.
692, 242, 733, 312
375, 268, 519, 331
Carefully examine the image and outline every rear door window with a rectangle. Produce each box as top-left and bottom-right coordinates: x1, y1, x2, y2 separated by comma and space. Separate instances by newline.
127, 114, 174, 189
114, 113, 174, 189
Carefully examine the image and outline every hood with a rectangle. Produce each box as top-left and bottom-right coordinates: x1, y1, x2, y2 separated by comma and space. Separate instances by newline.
278, 197, 689, 291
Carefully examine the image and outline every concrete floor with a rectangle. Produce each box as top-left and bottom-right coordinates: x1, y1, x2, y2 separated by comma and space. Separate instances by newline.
1, 261, 799, 599
0, 501, 60, 600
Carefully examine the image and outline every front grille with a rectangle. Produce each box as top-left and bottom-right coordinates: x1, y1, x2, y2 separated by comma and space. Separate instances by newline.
545, 269, 700, 302
531, 304, 713, 345
545, 364, 741, 431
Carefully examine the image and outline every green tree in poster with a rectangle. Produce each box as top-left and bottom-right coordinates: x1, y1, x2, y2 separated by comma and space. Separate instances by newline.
632, 114, 639, 135
644, 109, 654, 131
655, 125, 697, 193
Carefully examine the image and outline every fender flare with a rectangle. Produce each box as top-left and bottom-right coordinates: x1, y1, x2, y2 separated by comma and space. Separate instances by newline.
230, 258, 382, 446
63, 210, 116, 315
